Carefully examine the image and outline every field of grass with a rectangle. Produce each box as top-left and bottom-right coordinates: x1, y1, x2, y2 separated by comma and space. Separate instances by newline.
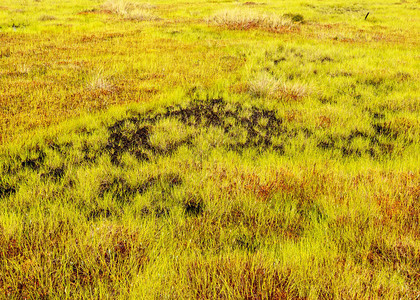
0, 0, 419, 298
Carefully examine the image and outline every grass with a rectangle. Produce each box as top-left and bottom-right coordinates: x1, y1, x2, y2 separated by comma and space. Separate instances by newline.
0, 0, 419, 298
208, 9, 295, 32
248, 72, 310, 101
101, 0, 159, 21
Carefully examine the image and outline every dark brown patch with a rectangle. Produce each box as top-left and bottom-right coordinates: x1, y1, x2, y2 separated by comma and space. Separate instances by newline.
0, 182, 16, 198
183, 194, 204, 216
87, 208, 116, 221
40, 166, 65, 181
106, 98, 287, 165
21, 151, 46, 170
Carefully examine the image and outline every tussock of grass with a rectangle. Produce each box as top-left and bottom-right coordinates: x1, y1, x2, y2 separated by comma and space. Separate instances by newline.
87, 70, 114, 92
101, 0, 159, 21
248, 73, 310, 101
38, 15, 57, 21
208, 9, 294, 32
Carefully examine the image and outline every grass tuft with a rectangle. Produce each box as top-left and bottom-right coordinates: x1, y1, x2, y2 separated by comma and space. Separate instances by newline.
38, 15, 57, 21
208, 9, 294, 32
87, 70, 114, 92
101, 0, 159, 21
248, 73, 310, 101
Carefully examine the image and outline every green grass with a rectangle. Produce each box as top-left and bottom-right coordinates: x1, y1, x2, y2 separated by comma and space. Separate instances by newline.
0, 0, 419, 298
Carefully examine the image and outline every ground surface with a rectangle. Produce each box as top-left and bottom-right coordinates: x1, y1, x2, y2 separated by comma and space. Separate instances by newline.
0, 0, 419, 298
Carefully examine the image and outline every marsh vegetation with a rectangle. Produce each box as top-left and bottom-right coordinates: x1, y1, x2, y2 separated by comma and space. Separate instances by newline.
0, 0, 419, 298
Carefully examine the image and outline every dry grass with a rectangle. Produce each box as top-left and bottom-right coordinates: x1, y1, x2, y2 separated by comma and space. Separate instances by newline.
101, 0, 159, 21
184, 255, 298, 299
87, 70, 114, 92
0, 222, 149, 298
208, 9, 294, 32
38, 15, 57, 21
248, 73, 310, 101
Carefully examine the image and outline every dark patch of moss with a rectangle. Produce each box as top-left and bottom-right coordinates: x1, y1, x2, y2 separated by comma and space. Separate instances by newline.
0, 182, 16, 198
317, 136, 336, 150
316, 125, 406, 158
106, 123, 152, 164
283, 13, 304, 23
234, 233, 259, 252
273, 57, 286, 64
346, 130, 369, 141
107, 98, 408, 161
1, 147, 47, 176
320, 56, 334, 63
341, 147, 362, 157
40, 166, 66, 181
319, 96, 337, 104
97, 173, 182, 205
140, 205, 170, 218
183, 194, 204, 216
366, 110, 385, 120
81, 141, 100, 164
87, 208, 115, 221
363, 77, 385, 88
21, 150, 46, 170
106, 98, 288, 164
47, 141, 73, 154
99, 176, 158, 204
372, 123, 396, 138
